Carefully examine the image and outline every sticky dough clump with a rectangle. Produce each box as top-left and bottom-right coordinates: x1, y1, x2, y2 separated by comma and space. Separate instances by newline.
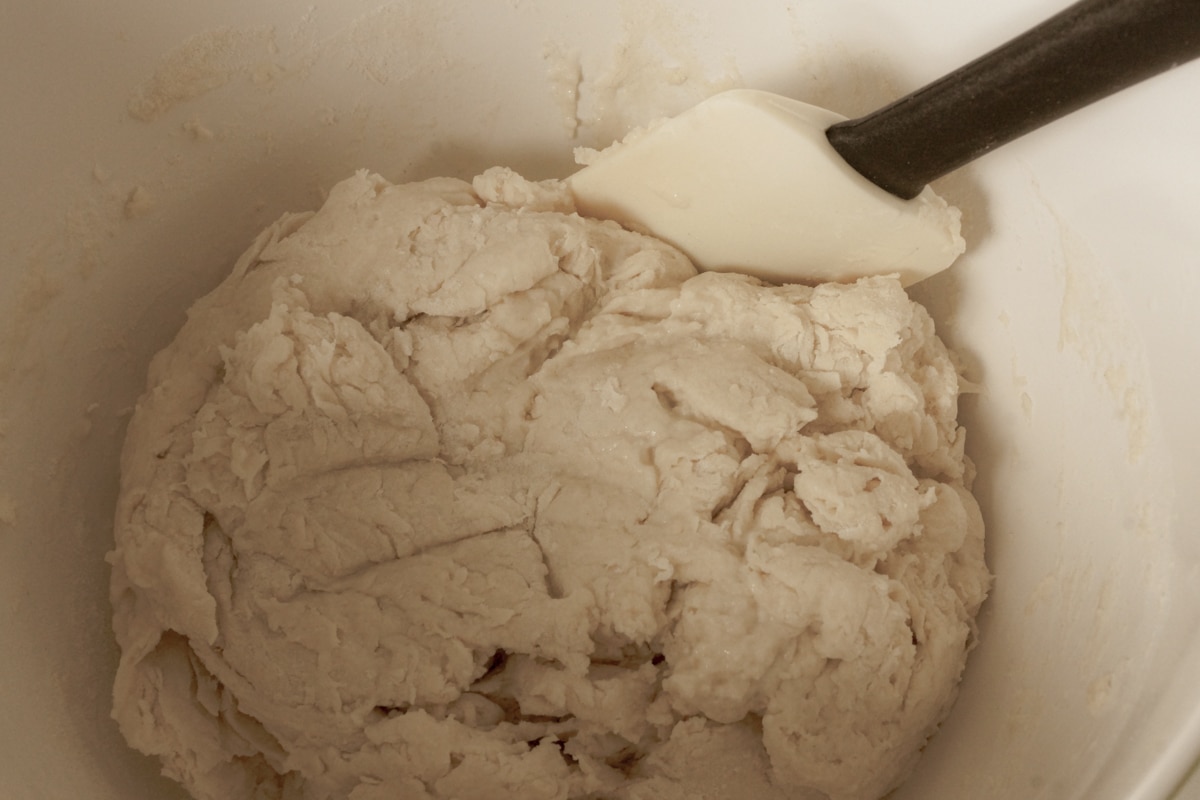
110, 168, 989, 800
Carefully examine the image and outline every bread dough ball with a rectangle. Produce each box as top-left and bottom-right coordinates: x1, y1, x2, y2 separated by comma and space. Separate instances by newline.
109, 167, 989, 800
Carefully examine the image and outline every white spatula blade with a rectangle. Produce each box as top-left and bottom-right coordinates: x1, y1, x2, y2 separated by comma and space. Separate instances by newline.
568, 89, 965, 286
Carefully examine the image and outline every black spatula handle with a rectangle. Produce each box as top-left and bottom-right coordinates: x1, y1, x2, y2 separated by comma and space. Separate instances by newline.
826, 0, 1200, 200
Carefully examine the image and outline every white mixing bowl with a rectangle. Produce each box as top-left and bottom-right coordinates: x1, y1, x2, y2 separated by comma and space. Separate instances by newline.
2, 1, 1198, 798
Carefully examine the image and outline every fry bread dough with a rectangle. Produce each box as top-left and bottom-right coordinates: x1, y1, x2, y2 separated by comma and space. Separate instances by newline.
110, 168, 989, 800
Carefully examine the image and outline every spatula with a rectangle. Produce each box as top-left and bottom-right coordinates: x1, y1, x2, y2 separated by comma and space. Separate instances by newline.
568, 0, 1200, 286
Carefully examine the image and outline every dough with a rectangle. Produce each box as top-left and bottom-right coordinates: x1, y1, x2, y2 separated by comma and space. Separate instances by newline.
110, 167, 989, 800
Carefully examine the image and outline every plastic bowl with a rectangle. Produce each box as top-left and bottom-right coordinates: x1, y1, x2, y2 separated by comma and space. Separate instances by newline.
2, 1, 1199, 798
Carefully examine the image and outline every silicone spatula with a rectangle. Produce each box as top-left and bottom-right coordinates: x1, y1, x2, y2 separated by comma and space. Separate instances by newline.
568, 0, 1200, 286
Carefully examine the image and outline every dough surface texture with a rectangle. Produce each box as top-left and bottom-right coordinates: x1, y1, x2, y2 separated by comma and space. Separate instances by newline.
110, 168, 989, 800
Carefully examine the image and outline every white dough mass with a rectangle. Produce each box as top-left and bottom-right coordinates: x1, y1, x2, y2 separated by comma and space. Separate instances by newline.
110, 168, 990, 800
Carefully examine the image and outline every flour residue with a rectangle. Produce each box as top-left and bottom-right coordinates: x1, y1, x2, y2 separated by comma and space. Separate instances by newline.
542, 43, 583, 138
122, 186, 156, 220
1041, 191, 1153, 463
126, 5, 452, 123
182, 119, 215, 141
1, 258, 66, 382
127, 27, 281, 121
0, 166, 171, 384
1086, 673, 1116, 715
1010, 357, 1033, 420
325, 3, 452, 86
546, 0, 742, 148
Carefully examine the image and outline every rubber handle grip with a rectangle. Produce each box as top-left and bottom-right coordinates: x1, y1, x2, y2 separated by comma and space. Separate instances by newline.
826, 0, 1200, 199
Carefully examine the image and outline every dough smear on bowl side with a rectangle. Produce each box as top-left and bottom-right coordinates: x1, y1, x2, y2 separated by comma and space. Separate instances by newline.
109, 167, 990, 800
